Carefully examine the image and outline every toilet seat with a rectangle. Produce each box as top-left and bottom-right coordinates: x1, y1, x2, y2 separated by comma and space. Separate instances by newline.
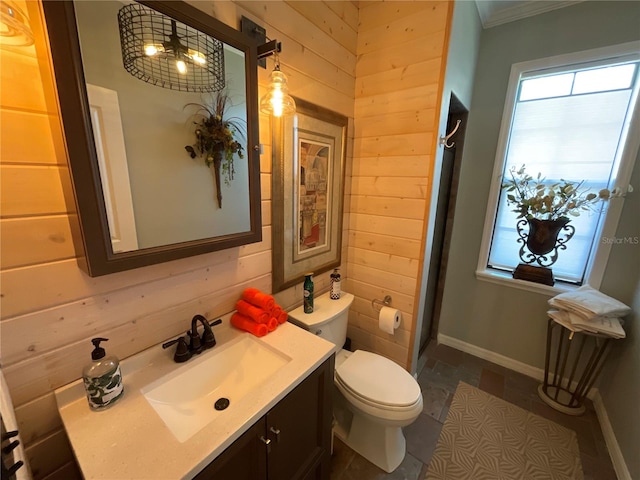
336, 350, 421, 410
336, 376, 421, 414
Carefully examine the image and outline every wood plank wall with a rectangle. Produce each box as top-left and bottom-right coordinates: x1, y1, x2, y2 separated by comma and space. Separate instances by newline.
1, 1, 454, 477
347, 1, 452, 368
0, 1, 357, 478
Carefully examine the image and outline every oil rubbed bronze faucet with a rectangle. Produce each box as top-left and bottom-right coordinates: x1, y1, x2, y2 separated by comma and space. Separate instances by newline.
162, 315, 222, 363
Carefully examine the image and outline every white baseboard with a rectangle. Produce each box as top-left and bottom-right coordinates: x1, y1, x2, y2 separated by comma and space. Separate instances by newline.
437, 334, 630, 478
437, 333, 545, 381
437, 333, 602, 399
592, 389, 632, 480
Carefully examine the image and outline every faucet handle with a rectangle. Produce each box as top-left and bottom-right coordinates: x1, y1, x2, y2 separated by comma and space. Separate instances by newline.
202, 318, 223, 349
202, 326, 216, 349
174, 337, 191, 362
162, 336, 192, 363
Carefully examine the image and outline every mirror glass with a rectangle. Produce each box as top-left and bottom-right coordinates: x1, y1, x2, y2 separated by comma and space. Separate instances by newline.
74, 1, 249, 252
43, 0, 261, 276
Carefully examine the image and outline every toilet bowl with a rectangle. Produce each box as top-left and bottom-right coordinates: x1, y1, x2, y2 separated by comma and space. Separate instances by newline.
334, 349, 422, 472
288, 292, 422, 473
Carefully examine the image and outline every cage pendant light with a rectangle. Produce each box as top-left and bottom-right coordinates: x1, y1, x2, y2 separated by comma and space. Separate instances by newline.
260, 53, 295, 117
118, 3, 225, 93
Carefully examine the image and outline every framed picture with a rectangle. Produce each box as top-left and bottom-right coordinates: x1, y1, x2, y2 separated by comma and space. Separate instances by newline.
272, 98, 348, 292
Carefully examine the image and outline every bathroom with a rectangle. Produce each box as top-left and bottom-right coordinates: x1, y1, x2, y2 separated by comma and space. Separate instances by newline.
0, 0, 638, 479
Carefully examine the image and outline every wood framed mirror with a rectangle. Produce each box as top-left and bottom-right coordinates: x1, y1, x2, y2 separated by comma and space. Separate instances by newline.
42, 0, 261, 277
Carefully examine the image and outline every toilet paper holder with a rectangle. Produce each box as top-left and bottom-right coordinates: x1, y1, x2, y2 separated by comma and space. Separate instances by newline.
371, 295, 392, 311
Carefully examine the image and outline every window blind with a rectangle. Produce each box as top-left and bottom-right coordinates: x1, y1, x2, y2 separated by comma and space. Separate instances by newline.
487, 62, 637, 284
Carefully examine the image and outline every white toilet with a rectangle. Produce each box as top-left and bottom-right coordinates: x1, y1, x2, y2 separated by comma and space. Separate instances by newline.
288, 291, 422, 473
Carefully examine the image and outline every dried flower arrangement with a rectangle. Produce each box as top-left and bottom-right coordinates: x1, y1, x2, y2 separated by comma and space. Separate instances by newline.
501, 165, 630, 221
185, 92, 245, 207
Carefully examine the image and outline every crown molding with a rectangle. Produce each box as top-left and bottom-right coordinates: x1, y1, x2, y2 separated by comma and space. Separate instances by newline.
475, 1, 584, 29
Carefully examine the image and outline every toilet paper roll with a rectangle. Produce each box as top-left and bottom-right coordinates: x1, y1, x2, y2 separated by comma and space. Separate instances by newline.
378, 306, 401, 334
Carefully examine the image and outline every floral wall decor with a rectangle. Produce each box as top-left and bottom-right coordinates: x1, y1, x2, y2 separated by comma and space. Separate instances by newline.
185, 91, 245, 208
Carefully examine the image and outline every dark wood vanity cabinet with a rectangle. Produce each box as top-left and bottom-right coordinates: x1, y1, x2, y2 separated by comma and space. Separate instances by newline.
194, 355, 334, 480
193, 421, 266, 479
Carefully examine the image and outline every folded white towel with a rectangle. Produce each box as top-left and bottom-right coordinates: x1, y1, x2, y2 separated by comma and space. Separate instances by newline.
547, 310, 626, 338
548, 285, 631, 319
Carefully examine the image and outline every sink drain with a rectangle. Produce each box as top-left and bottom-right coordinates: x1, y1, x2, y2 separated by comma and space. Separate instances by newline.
214, 398, 230, 411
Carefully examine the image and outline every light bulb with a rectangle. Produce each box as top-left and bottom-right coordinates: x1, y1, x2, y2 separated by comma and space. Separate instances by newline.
260, 68, 296, 117
176, 59, 187, 74
271, 87, 284, 117
188, 49, 206, 65
144, 44, 158, 56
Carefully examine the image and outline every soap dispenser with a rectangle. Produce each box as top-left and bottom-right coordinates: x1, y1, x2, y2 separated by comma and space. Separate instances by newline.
82, 338, 124, 410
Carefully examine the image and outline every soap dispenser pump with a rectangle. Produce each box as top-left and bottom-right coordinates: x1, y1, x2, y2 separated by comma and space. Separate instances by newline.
82, 337, 124, 410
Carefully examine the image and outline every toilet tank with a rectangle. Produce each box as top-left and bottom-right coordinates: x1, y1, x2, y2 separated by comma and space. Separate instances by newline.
288, 292, 354, 351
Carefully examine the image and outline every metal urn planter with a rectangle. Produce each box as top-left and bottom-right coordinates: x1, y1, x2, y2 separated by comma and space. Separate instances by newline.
512, 217, 575, 286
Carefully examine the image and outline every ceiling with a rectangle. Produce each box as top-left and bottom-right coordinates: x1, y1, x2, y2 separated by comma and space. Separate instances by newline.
475, 0, 584, 28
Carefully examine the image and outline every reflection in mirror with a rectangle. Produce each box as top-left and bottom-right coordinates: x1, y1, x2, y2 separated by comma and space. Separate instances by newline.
43, 0, 261, 276
74, 1, 249, 252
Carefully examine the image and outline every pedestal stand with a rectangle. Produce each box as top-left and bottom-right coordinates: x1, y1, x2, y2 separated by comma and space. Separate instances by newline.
538, 317, 615, 415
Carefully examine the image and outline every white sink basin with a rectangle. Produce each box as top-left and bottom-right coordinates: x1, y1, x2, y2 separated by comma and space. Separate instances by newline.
141, 334, 291, 442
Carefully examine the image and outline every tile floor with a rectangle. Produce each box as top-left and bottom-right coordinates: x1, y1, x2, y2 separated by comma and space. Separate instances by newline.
330, 342, 617, 480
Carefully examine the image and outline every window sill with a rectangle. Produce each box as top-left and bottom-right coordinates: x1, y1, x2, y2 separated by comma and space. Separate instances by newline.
475, 268, 580, 296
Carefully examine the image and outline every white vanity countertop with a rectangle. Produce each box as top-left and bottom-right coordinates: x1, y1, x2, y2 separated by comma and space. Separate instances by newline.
55, 319, 334, 480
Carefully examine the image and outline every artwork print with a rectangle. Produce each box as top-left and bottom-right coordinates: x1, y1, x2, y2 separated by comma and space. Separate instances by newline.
297, 139, 331, 254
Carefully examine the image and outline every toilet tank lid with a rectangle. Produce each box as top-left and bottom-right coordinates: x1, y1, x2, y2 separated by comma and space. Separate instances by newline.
288, 292, 354, 328
336, 350, 421, 407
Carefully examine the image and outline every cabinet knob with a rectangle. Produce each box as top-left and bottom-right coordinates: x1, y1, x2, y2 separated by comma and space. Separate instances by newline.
269, 426, 281, 442
260, 435, 271, 453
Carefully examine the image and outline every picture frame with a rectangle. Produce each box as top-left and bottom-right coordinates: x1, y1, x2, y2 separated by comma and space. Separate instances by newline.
272, 98, 348, 292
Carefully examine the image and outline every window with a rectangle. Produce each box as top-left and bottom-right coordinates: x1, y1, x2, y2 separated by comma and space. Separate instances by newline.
478, 43, 640, 289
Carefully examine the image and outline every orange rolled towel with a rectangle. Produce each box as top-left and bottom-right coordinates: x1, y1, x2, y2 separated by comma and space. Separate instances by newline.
242, 288, 276, 311
267, 317, 278, 332
272, 306, 288, 324
231, 313, 268, 337
235, 299, 269, 324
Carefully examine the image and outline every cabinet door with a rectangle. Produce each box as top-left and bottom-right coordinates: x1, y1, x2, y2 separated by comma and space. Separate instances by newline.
193, 420, 267, 480
266, 356, 333, 480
